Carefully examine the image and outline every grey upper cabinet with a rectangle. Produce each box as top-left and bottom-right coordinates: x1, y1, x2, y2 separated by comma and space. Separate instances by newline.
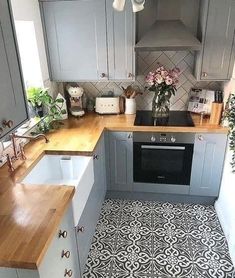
108, 132, 133, 191
195, 0, 235, 81
40, 0, 108, 81
106, 0, 135, 80
190, 133, 228, 197
0, 0, 28, 139
40, 0, 135, 81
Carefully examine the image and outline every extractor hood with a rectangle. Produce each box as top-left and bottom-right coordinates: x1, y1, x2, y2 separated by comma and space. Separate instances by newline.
135, 20, 201, 51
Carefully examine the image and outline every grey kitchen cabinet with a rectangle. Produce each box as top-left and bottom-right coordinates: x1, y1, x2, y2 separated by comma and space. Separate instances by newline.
190, 133, 228, 197
0, 205, 80, 278
0, 0, 28, 139
40, 0, 108, 81
108, 132, 133, 191
76, 134, 106, 274
106, 0, 135, 80
40, 0, 135, 81
195, 0, 235, 81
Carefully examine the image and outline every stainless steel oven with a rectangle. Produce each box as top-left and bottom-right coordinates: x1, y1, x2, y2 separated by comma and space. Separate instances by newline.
133, 132, 195, 185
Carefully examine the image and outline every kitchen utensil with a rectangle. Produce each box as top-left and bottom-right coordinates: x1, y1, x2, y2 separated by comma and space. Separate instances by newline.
131, 0, 145, 12
113, 0, 126, 11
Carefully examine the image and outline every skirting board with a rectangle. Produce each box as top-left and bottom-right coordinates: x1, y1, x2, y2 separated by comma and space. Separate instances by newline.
106, 190, 216, 205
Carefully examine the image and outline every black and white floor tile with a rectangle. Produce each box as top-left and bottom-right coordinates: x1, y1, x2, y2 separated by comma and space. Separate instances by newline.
83, 199, 235, 278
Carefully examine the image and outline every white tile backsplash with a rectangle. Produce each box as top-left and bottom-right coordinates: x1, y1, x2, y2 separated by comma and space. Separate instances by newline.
69, 51, 221, 111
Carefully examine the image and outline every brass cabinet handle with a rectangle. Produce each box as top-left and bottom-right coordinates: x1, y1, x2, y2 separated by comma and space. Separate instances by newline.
93, 154, 99, 160
198, 135, 204, 141
202, 72, 208, 78
61, 250, 71, 259
64, 269, 73, 277
77, 226, 85, 233
100, 73, 106, 78
2, 120, 13, 129
58, 230, 68, 238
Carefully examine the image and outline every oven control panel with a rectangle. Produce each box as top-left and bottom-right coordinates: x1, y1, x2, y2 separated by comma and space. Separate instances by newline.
133, 132, 195, 144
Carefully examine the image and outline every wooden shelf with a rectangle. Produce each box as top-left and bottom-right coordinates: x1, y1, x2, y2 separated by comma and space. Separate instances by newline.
135, 20, 202, 51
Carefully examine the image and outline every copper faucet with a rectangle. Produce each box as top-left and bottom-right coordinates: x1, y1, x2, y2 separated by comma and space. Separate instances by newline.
6, 133, 49, 172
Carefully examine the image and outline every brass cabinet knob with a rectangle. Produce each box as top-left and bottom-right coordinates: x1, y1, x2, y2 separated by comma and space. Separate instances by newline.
64, 269, 73, 277
77, 226, 85, 233
61, 250, 71, 259
58, 230, 68, 238
202, 72, 208, 78
100, 73, 106, 78
2, 120, 13, 129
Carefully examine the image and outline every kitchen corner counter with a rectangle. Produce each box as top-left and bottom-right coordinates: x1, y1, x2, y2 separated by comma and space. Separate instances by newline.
0, 112, 228, 270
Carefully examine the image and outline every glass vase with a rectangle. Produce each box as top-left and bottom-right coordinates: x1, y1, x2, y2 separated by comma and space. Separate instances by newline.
152, 92, 170, 119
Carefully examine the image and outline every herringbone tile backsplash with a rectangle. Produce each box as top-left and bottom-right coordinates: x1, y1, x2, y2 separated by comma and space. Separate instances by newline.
72, 51, 222, 111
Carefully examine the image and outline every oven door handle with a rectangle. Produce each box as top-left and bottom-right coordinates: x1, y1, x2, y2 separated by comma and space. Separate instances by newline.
141, 145, 186, 150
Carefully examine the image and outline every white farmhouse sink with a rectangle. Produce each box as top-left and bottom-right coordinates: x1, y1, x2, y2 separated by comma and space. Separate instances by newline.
21, 154, 94, 225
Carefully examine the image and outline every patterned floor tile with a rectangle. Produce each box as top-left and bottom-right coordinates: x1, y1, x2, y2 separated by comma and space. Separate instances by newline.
83, 199, 235, 278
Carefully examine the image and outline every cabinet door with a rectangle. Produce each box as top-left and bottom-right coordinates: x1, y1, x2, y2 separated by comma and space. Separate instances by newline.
196, 0, 235, 81
190, 133, 228, 197
40, 0, 108, 81
108, 132, 133, 191
76, 135, 106, 274
0, 0, 28, 139
106, 0, 135, 80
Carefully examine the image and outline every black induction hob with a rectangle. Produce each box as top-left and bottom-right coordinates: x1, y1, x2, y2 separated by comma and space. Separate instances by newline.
134, 110, 195, 127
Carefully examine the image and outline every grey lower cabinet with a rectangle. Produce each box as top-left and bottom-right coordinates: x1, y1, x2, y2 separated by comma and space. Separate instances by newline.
107, 132, 133, 192
0, 0, 28, 139
190, 133, 228, 197
195, 0, 235, 81
76, 134, 106, 275
0, 205, 80, 278
39, 0, 135, 81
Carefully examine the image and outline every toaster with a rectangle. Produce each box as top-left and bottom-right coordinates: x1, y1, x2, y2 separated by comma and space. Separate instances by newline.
95, 97, 120, 114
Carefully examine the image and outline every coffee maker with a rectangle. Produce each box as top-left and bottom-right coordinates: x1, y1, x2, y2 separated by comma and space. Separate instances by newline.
67, 85, 85, 117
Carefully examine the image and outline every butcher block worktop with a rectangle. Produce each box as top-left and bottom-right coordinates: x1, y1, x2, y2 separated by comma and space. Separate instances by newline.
0, 113, 228, 270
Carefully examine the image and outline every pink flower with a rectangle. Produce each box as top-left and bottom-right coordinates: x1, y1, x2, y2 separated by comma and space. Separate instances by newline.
155, 74, 164, 84
165, 77, 173, 85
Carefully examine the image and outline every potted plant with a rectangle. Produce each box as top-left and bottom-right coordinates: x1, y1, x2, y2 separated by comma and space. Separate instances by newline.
146, 65, 180, 119
26, 87, 47, 117
27, 87, 67, 134
223, 92, 235, 171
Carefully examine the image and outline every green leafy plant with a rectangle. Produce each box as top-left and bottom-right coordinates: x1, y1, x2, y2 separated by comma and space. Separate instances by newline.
27, 87, 67, 134
27, 87, 49, 107
223, 92, 235, 172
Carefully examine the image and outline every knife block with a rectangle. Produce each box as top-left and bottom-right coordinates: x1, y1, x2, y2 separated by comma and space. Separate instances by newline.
209, 102, 223, 125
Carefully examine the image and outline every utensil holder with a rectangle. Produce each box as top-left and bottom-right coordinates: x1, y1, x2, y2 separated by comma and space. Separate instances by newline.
125, 98, 136, 115
209, 102, 223, 125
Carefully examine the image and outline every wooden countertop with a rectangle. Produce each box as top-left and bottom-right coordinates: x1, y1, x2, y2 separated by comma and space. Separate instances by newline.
0, 112, 228, 270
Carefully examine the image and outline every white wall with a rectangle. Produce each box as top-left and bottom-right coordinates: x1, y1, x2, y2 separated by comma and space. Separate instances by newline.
10, 0, 49, 83
215, 65, 235, 266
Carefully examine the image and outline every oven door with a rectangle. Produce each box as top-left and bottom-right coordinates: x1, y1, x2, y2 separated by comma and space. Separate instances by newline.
133, 143, 194, 185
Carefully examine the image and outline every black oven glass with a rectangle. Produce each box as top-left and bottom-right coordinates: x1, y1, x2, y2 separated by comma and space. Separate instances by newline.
134, 143, 194, 185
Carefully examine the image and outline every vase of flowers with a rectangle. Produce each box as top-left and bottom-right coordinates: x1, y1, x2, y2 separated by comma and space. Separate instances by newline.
146, 65, 180, 118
